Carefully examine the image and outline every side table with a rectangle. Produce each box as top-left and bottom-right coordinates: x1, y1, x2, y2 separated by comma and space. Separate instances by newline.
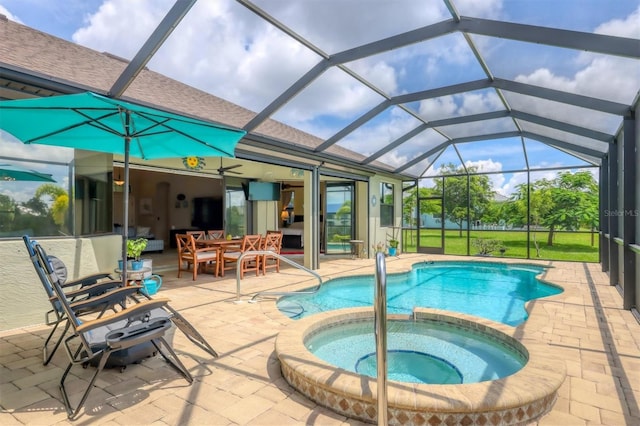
349, 240, 364, 259
115, 267, 151, 286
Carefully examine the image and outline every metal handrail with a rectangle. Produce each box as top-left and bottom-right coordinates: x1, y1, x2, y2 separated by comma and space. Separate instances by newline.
233, 250, 323, 301
374, 252, 388, 425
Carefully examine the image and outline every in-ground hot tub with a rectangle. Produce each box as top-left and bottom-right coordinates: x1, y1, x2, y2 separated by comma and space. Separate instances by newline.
276, 308, 565, 425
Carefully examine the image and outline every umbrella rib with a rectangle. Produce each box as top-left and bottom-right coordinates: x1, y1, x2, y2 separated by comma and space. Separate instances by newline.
74, 109, 130, 137
132, 111, 237, 157
23, 109, 123, 143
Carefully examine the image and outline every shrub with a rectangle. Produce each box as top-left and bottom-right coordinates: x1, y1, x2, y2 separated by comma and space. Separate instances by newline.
472, 238, 505, 256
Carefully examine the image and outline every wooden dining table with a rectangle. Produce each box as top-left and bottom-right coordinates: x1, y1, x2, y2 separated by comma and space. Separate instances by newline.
195, 238, 242, 251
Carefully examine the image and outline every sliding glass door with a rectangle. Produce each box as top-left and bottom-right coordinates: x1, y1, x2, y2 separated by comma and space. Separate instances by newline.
324, 183, 354, 254
225, 184, 246, 237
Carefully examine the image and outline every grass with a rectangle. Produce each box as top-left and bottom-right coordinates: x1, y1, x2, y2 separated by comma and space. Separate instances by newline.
402, 229, 599, 262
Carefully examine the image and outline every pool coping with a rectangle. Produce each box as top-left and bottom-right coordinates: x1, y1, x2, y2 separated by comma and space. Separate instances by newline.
275, 307, 566, 425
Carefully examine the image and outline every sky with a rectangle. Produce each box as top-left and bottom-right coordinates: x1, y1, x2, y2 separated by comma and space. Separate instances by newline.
0, 0, 638, 197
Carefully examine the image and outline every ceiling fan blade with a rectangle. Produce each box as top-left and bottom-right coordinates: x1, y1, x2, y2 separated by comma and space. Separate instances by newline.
224, 169, 243, 175
220, 164, 242, 171
217, 162, 243, 176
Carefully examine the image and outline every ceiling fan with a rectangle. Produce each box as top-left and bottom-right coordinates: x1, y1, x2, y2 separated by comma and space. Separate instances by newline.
217, 158, 243, 176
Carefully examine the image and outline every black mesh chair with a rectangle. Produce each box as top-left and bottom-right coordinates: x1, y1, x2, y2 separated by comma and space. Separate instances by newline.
24, 235, 219, 419
23, 235, 132, 365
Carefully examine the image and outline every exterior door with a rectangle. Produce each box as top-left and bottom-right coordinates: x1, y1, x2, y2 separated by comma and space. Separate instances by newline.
324, 183, 354, 254
417, 196, 444, 254
225, 184, 247, 237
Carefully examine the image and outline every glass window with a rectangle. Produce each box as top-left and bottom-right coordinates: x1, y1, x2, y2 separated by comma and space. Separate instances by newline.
0, 133, 75, 238
75, 150, 113, 236
380, 182, 394, 227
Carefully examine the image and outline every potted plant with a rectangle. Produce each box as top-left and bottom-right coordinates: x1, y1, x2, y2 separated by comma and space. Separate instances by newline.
372, 241, 386, 255
388, 239, 399, 256
127, 237, 148, 270
385, 222, 401, 256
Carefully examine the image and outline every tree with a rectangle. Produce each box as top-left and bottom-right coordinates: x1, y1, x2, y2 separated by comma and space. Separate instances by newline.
480, 197, 509, 226
335, 200, 351, 220
506, 182, 553, 256
402, 184, 441, 246
35, 184, 69, 232
505, 171, 598, 248
402, 185, 439, 226
435, 163, 493, 236
0, 194, 17, 233
539, 171, 598, 246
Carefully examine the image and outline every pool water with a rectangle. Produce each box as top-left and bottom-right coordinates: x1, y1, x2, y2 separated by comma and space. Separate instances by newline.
278, 261, 562, 325
356, 350, 463, 384
306, 318, 527, 384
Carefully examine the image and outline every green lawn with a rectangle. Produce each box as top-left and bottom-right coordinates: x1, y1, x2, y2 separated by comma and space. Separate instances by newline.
402, 229, 599, 262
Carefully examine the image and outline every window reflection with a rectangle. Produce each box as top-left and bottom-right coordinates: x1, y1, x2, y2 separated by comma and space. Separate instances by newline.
0, 133, 75, 237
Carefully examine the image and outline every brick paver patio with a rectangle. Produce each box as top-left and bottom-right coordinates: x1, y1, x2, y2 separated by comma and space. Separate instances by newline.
1, 254, 638, 425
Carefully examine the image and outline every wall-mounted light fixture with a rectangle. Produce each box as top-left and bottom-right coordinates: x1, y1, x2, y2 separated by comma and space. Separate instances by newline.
114, 171, 125, 186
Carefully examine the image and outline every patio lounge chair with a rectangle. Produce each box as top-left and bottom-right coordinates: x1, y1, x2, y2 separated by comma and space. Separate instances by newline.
23, 235, 134, 365
25, 235, 219, 356
24, 236, 220, 418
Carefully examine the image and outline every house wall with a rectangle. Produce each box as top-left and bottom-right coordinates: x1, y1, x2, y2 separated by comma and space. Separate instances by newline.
368, 175, 403, 256
253, 200, 279, 234
0, 234, 121, 331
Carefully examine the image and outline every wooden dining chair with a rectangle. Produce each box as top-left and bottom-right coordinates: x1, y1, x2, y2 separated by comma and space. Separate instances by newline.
206, 230, 225, 240
186, 230, 205, 240
262, 231, 283, 274
176, 233, 220, 280
221, 234, 262, 278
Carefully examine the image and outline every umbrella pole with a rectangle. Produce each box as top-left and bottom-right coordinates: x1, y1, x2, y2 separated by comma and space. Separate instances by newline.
121, 135, 131, 286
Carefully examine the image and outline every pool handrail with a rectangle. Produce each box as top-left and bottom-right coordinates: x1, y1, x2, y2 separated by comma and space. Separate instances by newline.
374, 251, 388, 425
233, 250, 323, 301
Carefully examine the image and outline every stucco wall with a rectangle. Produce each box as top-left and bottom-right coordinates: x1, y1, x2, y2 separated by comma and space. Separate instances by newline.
0, 234, 121, 331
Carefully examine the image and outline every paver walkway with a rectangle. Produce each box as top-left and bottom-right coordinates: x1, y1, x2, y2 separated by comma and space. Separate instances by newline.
1, 254, 638, 425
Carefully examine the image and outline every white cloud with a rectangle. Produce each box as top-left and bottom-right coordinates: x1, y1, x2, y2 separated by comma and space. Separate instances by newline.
594, 6, 640, 38
464, 159, 505, 193
455, 0, 504, 19
514, 7, 640, 108
0, 131, 74, 164
418, 90, 504, 121
72, 0, 170, 60
7, 0, 634, 162
341, 109, 421, 157
64, 0, 506, 133
0, 4, 22, 23
460, 158, 570, 196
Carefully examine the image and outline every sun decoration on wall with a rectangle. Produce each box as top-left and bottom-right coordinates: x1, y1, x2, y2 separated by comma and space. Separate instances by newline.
182, 156, 205, 170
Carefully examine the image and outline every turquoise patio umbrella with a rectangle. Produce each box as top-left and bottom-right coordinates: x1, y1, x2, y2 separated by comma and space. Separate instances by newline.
0, 92, 246, 283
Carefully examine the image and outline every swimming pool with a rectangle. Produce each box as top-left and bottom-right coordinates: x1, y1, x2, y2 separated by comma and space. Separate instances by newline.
277, 261, 563, 325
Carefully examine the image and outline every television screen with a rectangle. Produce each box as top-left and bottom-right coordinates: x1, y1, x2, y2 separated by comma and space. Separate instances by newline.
191, 197, 223, 229
248, 181, 280, 201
